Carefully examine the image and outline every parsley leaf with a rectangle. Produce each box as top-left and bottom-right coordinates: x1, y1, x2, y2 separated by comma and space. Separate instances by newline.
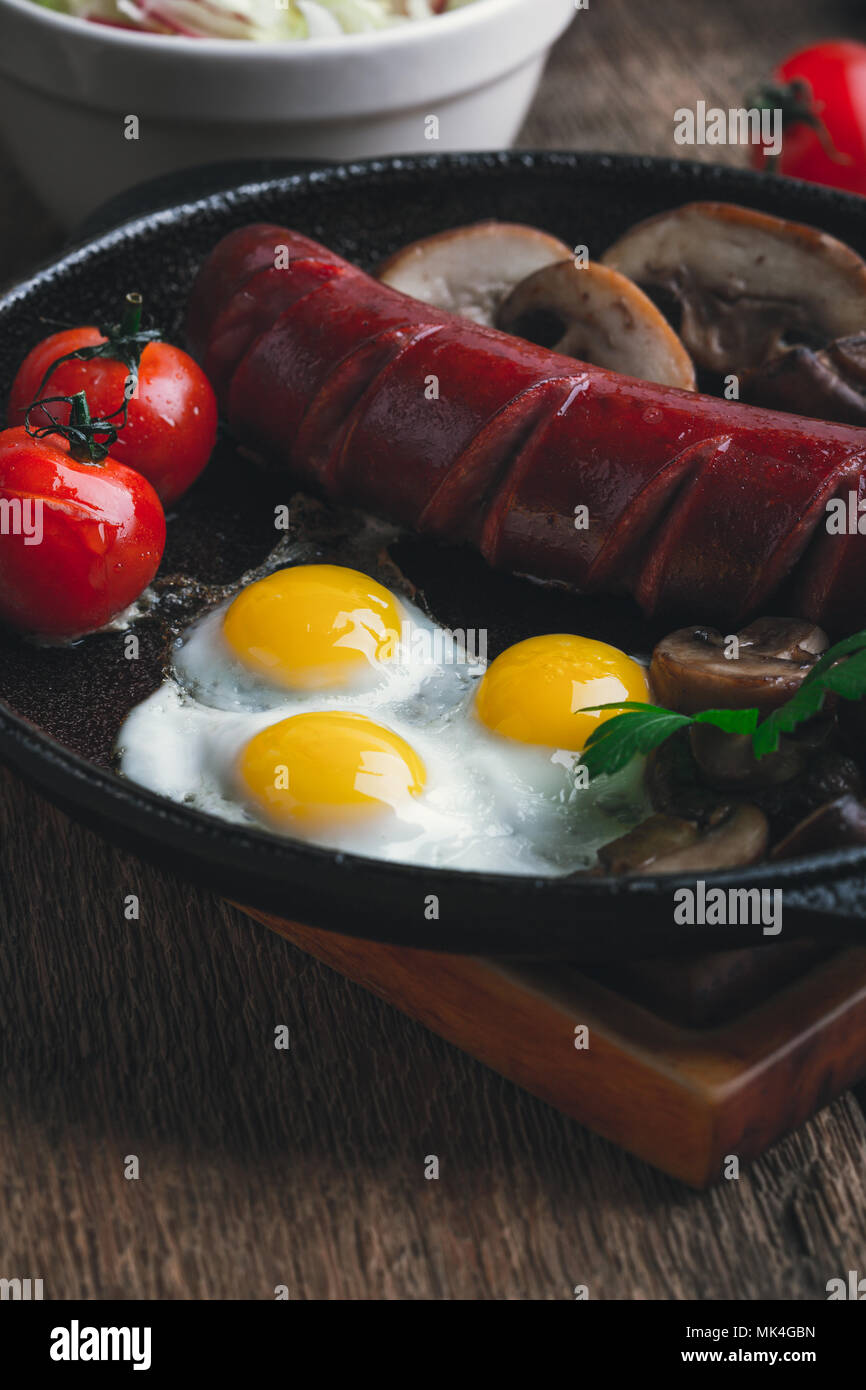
693, 708, 761, 734
752, 635, 866, 757
579, 703, 759, 779
577, 629, 866, 780
580, 707, 693, 780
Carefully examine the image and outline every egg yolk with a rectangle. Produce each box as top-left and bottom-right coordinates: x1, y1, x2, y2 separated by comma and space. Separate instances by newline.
223, 564, 404, 691
474, 633, 649, 751
237, 711, 426, 832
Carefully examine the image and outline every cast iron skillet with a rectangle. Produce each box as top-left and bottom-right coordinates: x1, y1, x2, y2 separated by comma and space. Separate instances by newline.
3, 151, 866, 960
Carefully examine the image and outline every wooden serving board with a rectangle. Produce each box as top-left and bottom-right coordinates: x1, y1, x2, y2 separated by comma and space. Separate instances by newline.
237, 910, 866, 1187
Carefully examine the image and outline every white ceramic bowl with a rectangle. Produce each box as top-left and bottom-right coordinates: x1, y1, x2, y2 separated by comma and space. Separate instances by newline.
0, 0, 575, 226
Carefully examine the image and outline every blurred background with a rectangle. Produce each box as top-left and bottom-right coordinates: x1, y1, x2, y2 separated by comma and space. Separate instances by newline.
3, 0, 866, 278
3, 0, 866, 281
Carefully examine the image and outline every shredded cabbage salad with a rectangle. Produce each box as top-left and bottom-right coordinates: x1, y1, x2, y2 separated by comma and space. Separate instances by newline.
36, 0, 479, 40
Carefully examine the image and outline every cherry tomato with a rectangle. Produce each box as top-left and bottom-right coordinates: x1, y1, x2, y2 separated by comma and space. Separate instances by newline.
7, 315, 218, 508
0, 421, 166, 638
751, 41, 866, 196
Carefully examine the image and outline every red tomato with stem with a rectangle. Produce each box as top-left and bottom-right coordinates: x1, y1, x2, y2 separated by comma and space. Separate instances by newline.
0, 393, 166, 638
750, 41, 866, 196
7, 293, 218, 507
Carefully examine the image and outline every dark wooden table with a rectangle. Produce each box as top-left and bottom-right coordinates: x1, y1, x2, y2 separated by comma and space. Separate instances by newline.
3, 0, 866, 1300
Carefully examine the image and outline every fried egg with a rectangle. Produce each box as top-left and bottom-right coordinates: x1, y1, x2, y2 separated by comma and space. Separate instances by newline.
117, 563, 651, 875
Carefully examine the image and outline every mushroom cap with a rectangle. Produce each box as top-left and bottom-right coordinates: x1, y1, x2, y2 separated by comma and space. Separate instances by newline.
602, 201, 866, 372
496, 259, 696, 390
376, 221, 572, 326
650, 619, 829, 716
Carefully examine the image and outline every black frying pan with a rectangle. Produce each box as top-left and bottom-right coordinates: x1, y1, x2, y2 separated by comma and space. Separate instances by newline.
3, 150, 866, 960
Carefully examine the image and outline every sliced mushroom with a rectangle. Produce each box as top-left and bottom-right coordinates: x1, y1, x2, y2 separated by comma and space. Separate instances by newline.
646, 735, 733, 824
688, 723, 811, 791
648, 804, 768, 872
740, 334, 866, 425
598, 804, 768, 874
377, 222, 572, 326
602, 202, 866, 372
826, 333, 866, 385
596, 813, 701, 873
496, 260, 696, 389
757, 749, 863, 833
650, 619, 829, 717
771, 794, 866, 860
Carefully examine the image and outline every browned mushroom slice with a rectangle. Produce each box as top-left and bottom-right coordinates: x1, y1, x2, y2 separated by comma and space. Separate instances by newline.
771, 794, 866, 860
759, 750, 863, 831
646, 737, 731, 824
650, 619, 829, 716
602, 202, 866, 372
377, 222, 572, 325
650, 804, 769, 872
496, 260, 696, 389
598, 804, 768, 874
740, 334, 866, 425
827, 333, 866, 384
688, 724, 812, 791
596, 813, 701, 873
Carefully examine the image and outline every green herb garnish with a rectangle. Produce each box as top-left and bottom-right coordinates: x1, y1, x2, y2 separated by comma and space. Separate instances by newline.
579, 629, 866, 781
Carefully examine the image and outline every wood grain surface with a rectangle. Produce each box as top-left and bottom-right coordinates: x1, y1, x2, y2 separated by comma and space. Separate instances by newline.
3, 0, 866, 1300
